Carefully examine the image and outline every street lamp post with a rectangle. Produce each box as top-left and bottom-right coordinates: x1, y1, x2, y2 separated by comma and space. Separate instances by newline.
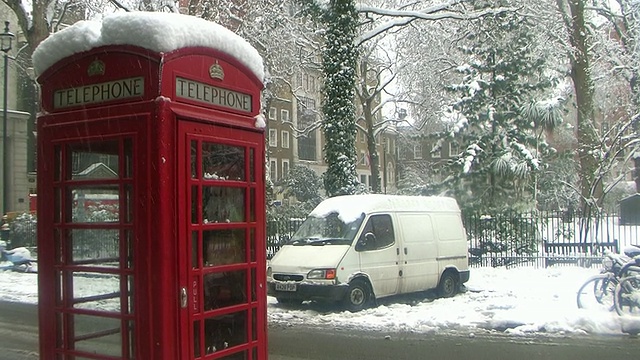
1, 21, 14, 217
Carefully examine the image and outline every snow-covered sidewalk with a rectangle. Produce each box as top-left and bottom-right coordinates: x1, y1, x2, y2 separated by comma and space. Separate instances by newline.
2, 263, 639, 336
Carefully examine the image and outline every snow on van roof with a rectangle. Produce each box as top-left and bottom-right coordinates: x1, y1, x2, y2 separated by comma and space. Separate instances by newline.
32, 11, 264, 81
310, 195, 460, 223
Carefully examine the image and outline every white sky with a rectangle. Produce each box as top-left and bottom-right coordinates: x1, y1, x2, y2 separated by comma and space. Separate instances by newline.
32, 11, 264, 81
2, 262, 639, 337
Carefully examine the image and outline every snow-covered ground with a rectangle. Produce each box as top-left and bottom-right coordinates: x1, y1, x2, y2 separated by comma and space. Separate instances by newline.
1, 263, 639, 337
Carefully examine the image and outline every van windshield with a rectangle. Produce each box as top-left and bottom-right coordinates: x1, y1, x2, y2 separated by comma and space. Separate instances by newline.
287, 212, 364, 246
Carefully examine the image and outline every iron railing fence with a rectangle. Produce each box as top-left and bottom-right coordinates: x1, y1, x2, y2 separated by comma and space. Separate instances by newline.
4, 210, 638, 268
266, 210, 639, 268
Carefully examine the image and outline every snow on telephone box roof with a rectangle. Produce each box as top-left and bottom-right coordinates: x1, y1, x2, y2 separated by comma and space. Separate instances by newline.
32, 11, 264, 81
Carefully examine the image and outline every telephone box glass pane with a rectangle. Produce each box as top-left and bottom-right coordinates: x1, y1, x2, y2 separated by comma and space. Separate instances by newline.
126, 229, 134, 269
72, 271, 121, 312
67, 140, 120, 180
68, 186, 120, 223
54, 228, 62, 265
55, 312, 64, 348
249, 148, 255, 182
202, 186, 245, 223
55, 270, 63, 307
202, 142, 245, 181
203, 229, 246, 266
54, 145, 62, 181
251, 268, 257, 302
127, 275, 134, 314
193, 320, 202, 358
252, 308, 257, 340
250, 229, 255, 263
127, 320, 135, 358
191, 185, 198, 224
192, 231, 199, 269
203, 270, 246, 310
203, 310, 247, 354
54, 187, 61, 223
249, 188, 255, 222
69, 229, 119, 266
124, 184, 133, 223
191, 140, 197, 179
124, 138, 133, 179
72, 314, 122, 357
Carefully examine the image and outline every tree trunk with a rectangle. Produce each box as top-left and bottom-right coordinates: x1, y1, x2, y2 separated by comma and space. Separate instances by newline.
566, 0, 603, 207
364, 104, 380, 193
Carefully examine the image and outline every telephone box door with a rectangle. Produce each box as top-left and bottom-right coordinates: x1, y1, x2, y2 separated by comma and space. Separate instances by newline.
178, 120, 266, 360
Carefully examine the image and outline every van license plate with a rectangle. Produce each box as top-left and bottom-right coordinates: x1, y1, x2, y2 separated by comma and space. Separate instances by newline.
275, 282, 297, 292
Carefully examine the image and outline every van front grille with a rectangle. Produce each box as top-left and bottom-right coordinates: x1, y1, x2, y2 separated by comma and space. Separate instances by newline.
273, 274, 304, 282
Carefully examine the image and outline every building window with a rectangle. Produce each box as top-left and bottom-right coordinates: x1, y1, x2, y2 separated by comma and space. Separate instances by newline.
270, 159, 277, 182
413, 144, 422, 160
387, 162, 394, 184
297, 97, 317, 161
269, 129, 277, 147
281, 131, 290, 149
449, 142, 460, 157
309, 75, 315, 91
269, 107, 277, 120
281, 109, 290, 123
431, 144, 441, 158
360, 151, 367, 166
282, 159, 290, 179
360, 174, 367, 186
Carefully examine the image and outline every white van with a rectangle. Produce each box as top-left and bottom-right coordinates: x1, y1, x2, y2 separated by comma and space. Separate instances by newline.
267, 194, 470, 311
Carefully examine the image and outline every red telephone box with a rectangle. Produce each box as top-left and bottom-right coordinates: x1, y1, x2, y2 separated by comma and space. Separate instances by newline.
36, 42, 266, 359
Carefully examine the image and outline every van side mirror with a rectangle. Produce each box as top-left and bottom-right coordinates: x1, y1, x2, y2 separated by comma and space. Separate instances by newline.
357, 232, 376, 251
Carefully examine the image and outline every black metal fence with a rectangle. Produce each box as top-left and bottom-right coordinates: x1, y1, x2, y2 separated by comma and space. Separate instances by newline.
5, 210, 638, 268
267, 218, 303, 259
266, 210, 640, 268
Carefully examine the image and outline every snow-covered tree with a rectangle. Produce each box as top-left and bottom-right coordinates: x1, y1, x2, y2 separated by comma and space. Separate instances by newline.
299, 0, 360, 197
280, 164, 323, 205
591, 0, 640, 192
437, 0, 557, 212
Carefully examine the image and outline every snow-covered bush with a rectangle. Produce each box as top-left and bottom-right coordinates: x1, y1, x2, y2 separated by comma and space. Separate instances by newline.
8, 212, 37, 248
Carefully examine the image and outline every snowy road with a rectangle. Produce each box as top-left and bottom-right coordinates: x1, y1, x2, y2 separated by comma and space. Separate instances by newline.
2, 264, 640, 337
0, 300, 638, 360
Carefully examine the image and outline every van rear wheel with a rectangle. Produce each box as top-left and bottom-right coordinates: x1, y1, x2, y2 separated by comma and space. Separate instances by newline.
344, 280, 370, 312
438, 272, 458, 298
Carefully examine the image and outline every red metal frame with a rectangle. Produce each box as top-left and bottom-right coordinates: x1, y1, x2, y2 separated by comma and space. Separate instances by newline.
37, 45, 265, 360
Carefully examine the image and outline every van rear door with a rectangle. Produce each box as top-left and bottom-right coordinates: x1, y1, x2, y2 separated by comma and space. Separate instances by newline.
397, 213, 439, 293
355, 214, 399, 297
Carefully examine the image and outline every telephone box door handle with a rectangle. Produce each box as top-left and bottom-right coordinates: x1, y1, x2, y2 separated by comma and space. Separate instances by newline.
180, 287, 187, 308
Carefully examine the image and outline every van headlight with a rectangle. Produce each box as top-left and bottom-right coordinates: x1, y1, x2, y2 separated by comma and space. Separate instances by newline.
307, 268, 336, 280
267, 267, 272, 278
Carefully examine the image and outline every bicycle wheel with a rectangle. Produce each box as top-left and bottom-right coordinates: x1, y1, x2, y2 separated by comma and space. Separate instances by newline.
614, 275, 640, 317
577, 274, 616, 311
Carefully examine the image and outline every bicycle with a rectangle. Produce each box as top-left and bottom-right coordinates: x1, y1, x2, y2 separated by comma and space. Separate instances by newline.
576, 246, 640, 311
613, 254, 640, 317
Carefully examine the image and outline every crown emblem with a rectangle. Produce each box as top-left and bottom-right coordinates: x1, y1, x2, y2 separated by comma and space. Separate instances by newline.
209, 61, 224, 80
87, 60, 105, 77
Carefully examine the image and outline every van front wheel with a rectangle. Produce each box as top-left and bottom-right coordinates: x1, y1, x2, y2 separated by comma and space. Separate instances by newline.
438, 272, 458, 298
344, 280, 370, 312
